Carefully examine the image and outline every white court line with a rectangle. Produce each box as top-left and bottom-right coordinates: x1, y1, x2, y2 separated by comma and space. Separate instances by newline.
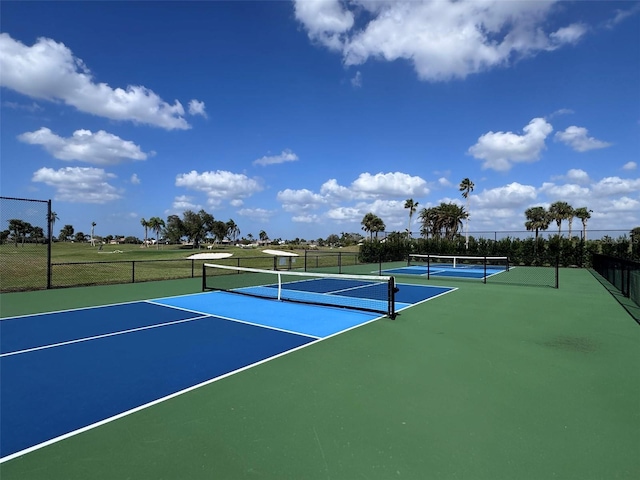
0, 308, 383, 464
395, 285, 458, 313
0, 298, 148, 321
0, 314, 211, 358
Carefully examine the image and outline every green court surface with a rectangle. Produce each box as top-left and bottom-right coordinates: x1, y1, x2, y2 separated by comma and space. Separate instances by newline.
1, 269, 639, 479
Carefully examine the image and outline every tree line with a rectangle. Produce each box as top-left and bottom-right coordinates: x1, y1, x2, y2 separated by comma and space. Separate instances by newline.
359, 179, 600, 244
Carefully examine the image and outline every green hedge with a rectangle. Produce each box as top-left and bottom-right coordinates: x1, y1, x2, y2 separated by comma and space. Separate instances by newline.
359, 235, 638, 267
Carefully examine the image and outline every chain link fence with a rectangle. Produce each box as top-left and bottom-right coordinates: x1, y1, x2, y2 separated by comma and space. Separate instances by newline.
591, 254, 640, 322
0, 196, 51, 292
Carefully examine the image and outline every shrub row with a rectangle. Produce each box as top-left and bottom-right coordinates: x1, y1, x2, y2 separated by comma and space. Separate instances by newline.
359, 235, 639, 267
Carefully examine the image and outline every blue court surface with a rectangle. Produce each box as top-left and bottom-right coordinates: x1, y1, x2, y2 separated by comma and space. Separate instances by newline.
0, 282, 454, 461
384, 264, 507, 279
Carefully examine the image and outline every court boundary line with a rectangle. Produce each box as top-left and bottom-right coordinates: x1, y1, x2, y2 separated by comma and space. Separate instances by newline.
0, 313, 212, 358
395, 285, 458, 313
0, 298, 152, 321
0, 309, 383, 464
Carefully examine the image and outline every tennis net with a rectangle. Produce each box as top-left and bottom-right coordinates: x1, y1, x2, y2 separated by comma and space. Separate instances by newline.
408, 254, 509, 270
202, 263, 397, 318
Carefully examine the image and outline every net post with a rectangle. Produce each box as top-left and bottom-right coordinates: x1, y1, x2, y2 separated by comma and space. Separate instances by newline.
483, 256, 487, 284
277, 272, 282, 301
388, 276, 396, 319
202, 263, 206, 290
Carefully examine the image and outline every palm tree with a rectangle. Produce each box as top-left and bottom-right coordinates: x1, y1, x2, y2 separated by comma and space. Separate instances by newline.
418, 207, 438, 239
524, 206, 551, 242
566, 205, 576, 238
48, 211, 59, 239
140, 218, 149, 247
91, 222, 97, 246
59, 224, 74, 242
439, 203, 467, 240
548, 201, 573, 237
226, 219, 240, 243
148, 217, 165, 249
459, 178, 474, 249
360, 213, 385, 240
8, 219, 28, 247
361, 212, 377, 240
259, 230, 269, 243
371, 216, 386, 239
404, 198, 418, 239
574, 207, 592, 241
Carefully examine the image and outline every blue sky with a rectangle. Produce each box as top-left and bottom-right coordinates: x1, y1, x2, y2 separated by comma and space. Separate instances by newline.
1, 0, 639, 241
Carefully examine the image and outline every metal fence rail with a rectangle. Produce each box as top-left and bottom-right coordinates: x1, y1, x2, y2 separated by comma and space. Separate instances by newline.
592, 254, 640, 303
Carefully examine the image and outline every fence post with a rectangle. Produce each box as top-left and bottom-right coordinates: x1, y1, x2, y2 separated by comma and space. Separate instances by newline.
132, 261, 136, 283
624, 261, 630, 297
47, 199, 52, 289
555, 256, 559, 289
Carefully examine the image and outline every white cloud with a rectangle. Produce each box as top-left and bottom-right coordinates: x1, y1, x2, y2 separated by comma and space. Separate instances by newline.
175, 170, 262, 206
438, 177, 452, 187
32, 166, 121, 203
293, 0, 354, 51
130, 174, 141, 185
276, 188, 326, 212
539, 182, 590, 202
591, 176, 640, 197
18, 127, 149, 165
294, 0, 588, 82
604, 4, 640, 29
237, 208, 274, 222
188, 99, 207, 117
292, 214, 319, 223
172, 195, 201, 211
253, 149, 299, 166
622, 161, 637, 171
320, 178, 356, 201
547, 108, 574, 119
548, 23, 588, 47
0, 33, 192, 130
351, 71, 362, 88
468, 118, 553, 171
325, 206, 362, 222
351, 172, 429, 197
3, 100, 43, 112
554, 126, 611, 152
473, 182, 538, 208
565, 169, 590, 184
